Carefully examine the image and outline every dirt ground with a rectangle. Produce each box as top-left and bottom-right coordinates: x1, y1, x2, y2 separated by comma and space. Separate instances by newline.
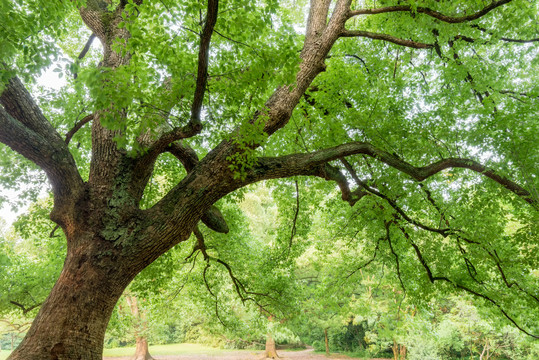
104, 348, 391, 360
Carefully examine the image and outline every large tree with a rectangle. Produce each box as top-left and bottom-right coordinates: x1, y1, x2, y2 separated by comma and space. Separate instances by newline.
0, 0, 538, 358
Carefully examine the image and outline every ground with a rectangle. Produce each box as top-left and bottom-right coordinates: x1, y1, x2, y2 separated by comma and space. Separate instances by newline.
104, 348, 391, 360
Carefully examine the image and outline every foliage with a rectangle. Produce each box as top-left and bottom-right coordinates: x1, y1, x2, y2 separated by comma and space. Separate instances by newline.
0, 0, 538, 358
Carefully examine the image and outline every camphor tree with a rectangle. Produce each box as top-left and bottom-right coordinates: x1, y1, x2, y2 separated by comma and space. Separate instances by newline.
1, 0, 538, 358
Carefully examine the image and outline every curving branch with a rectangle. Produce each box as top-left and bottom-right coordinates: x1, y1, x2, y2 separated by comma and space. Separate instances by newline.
341, 30, 433, 49
65, 113, 94, 145
397, 223, 539, 339
244, 142, 536, 208
0, 77, 84, 218
349, 0, 513, 23
345, 237, 381, 280
386, 222, 406, 294
9, 300, 43, 315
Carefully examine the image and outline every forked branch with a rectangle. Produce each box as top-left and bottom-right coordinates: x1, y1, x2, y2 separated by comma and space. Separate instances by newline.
246, 142, 536, 207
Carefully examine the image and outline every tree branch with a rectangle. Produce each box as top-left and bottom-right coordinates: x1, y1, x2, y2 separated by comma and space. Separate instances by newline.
244, 142, 536, 207
349, 0, 513, 23
470, 24, 539, 43
305, 0, 332, 40
78, 33, 96, 60
65, 113, 94, 145
341, 30, 433, 49
190, 0, 219, 130
9, 300, 43, 315
399, 223, 539, 339
0, 77, 84, 221
167, 141, 229, 234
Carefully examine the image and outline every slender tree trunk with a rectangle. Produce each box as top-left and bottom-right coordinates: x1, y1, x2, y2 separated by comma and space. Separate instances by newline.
125, 295, 154, 360
400, 344, 406, 360
479, 339, 490, 360
392, 340, 406, 360
264, 334, 280, 359
324, 328, 329, 356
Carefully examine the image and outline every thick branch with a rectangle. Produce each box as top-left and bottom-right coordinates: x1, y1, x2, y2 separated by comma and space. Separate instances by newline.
305, 0, 332, 40
341, 30, 433, 49
0, 78, 84, 218
167, 141, 200, 172
349, 0, 512, 23
79, 0, 110, 40
1, 77, 64, 140
167, 142, 229, 234
244, 142, 536, 207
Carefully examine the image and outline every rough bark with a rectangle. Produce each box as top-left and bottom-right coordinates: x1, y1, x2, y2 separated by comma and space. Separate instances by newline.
7, 238, 134, 359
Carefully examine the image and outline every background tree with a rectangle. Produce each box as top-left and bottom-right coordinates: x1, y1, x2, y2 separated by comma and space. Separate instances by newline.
1, 0, 538, 359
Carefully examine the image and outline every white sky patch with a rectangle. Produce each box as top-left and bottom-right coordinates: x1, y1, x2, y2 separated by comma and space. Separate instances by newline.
0, 190, 26, 226
38, 65, 68, 90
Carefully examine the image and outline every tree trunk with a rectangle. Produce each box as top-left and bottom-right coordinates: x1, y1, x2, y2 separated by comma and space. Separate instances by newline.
7, 241, 134, 360
264, 334, 280, 359
131, 337, 154, 360
125, 295, 154, 360
324, 328, 329, 356
392, 340, 406, 360
399, 344, 407, 360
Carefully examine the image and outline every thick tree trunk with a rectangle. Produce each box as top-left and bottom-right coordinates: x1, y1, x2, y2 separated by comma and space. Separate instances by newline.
263, 334, 280, 359
131, 337, 154, 360
7, 240, 134, 360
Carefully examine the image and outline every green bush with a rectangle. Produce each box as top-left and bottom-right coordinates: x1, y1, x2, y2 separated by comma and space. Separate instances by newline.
312, 340, 325, 352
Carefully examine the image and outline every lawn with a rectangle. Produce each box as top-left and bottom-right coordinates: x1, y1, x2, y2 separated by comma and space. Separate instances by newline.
103, 343, 255, 357
0, 343, 257, 359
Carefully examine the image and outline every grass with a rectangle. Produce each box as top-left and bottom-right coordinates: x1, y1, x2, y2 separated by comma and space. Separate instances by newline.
0, 343, 257, 359
103, 343, 257, 357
